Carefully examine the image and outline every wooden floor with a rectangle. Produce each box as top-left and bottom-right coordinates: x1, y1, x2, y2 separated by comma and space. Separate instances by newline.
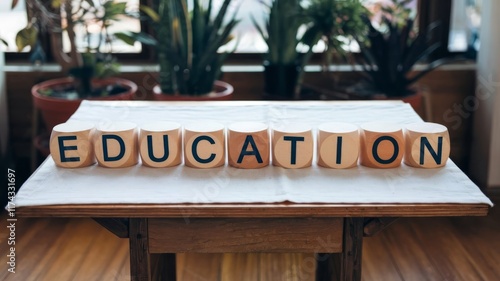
0, 203, 498, 281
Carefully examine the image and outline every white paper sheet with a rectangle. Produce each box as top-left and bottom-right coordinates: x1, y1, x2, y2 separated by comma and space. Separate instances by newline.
14, 101, 493, 207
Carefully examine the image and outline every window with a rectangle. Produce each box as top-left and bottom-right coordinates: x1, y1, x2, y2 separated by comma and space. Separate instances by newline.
448, 0, 481, 52
2, 0, 461, 62
62, 0, 143, 53
230, 0, 266, 53
231, 0, 419, 54
0, 1, 28, 52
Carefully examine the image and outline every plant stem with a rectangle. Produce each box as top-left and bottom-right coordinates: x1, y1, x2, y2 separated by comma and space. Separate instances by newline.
65, 0, 83, 68
294, 47, 314, 100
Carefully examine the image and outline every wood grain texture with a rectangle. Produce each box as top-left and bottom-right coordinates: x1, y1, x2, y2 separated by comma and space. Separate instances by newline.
129, 218, 151, 281
403, 122, 451, 168
341, 218, 364, 281
315, 218, 364, 281
148, 218, 343, 253
259, 253, 316, 281
228, 122, 270, 169
2, 204, 500, 281
222, 253, 260, 280
360, 205, 500, 281
17, 203, 490, 218
139, 122, 182, 168
49, 122, 95, 168
272, 124, 313, 169
184, 123, 225, 169
360, 123, 404, 169
94, 122, 138, 168
317, 122, 359, 169
177, 253, 223, 281
0, 216, 130, 281
374, 218, 445, 280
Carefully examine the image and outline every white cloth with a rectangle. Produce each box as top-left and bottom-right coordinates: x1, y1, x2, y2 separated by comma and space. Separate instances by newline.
14, 101, 493, 207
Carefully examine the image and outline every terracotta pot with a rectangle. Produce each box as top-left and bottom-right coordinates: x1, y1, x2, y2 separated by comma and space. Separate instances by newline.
400, 90, 423, 112
152, 80, 233, 101
32, 77, 137, 132
34, 133, 50, 157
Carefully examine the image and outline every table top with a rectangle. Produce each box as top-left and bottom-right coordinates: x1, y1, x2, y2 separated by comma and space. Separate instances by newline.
15, 101, 493, 218
16, 202, 489, 218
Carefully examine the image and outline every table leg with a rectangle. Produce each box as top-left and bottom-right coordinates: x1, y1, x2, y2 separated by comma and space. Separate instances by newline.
340, 217, 364, 281
129, 218, 176, 281
130, 218, 151, 281
315, 218, 364, 281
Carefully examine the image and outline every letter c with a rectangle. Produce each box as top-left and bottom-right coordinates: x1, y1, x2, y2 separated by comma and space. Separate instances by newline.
192, 135, 216, 164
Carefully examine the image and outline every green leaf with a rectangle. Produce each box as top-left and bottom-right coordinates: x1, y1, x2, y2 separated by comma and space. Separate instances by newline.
0, 38, 8, 47
140, 5, 160, 22
250, 15, 267, 41
115, 31, 157, 46
11, 0, 19, 9
95, 62, 120, 79
15, 26, 38, 52
114, 32, 136, 46
103, 1, 128, 20
52, 0, 63, 9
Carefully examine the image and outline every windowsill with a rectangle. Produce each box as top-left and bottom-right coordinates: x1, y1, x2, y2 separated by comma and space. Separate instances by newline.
3, 61, 477, 73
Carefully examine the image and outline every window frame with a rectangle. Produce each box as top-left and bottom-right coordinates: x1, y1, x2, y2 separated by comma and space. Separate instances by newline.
5, 0, 459, 64
5, 0, 154, 62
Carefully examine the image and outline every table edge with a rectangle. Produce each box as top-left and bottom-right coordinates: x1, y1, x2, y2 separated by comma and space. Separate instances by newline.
16, 203, 491, 218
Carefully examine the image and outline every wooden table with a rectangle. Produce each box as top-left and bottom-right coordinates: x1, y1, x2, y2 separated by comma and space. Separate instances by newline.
15, 101, 492, 280
17, 202, 489, 281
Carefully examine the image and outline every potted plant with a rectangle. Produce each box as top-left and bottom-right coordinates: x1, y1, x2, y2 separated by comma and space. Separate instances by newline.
300, 0, 367, 66
298, 0, 368, 99
350, 0, 448, 110
146, 0, 239, 100
253, 0, 367, 100
252, 0, 306, 100
13, 0, 148, 131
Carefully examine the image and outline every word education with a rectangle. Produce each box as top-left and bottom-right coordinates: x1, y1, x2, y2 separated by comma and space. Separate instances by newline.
50, 121, 450, 170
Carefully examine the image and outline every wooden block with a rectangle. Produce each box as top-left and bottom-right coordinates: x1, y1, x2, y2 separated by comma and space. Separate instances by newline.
139, 121, 182, 168
404, 122, 451, 168
317, 122, 359, 169
228, 122, 269, 169
360, 122, 404, 168
184, 122, 226, 168
272, 124, 313, 169
93, 121, 138, 168
49, 121, 96, 168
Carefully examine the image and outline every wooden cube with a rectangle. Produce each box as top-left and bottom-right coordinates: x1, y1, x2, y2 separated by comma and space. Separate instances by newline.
317, 122, 359, 169
228, 122, 269, 169
49, 121, 96, 168
184, 122, 225, 168
139, 121, 182, 168
404, 122, 450, 168
272, 124, 313, 169
93, 121, 138, 168
360, 122, 404, 168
